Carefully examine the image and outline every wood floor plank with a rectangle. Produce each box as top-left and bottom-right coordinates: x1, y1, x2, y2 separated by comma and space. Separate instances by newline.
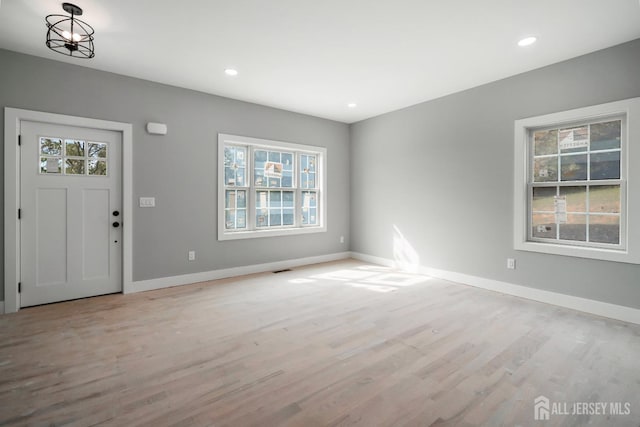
0, 259, 639, 426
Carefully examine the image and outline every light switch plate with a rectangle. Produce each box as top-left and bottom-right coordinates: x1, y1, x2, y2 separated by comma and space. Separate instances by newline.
139, 197, 156, 207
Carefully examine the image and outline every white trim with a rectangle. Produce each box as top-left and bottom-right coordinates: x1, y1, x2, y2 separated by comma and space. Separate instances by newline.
128, 252, 351, 293
3, 108, 133, 313
514, 97, 640, 264
217, 133, 327, 241
350, 252, 640, 325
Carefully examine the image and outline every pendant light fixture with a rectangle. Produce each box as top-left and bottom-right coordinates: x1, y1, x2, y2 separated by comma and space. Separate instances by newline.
46, 3, 95, 59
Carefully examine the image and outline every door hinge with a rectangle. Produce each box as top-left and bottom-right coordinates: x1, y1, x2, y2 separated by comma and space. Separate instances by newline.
18, 282, 21, 293
18, 209, 21, 220
18, 135, 21, 146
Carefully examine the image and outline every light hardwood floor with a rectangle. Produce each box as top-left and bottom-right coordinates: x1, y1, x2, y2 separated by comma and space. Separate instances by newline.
0, 260, 638, 426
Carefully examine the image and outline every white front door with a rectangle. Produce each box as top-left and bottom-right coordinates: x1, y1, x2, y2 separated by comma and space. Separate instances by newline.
20, 121, 122, 307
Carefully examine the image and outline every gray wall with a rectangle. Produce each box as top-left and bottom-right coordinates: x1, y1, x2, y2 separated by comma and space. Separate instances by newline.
350, 39, 640, 310
0, 49, 350, 301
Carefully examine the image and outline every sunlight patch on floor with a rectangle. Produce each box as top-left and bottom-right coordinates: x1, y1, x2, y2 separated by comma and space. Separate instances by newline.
290, 263, 431, 293
310, 269, 379, 282
288, 278, 316, 284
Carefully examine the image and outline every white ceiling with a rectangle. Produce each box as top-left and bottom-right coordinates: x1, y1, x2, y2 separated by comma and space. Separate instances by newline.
1, 1, 640, 123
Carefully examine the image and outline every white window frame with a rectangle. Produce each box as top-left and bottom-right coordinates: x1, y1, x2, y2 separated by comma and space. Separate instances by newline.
514, 97, 640, 264
217, 133, 327, 241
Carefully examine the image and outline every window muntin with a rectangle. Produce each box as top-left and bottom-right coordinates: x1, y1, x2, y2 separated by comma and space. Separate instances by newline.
39, 136, 108, 176
302, 190, 318, 225
256, 190, 295, 227
254, 149, 294, 188
514, 97, 640, 264
223, 145, 246, 187
529, 118, 623, 248
224, 189, 247, 230
218, 134, 325, 240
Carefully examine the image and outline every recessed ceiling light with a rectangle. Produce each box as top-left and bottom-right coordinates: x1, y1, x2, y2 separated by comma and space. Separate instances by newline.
224, 68, 238, 76
518, 36, 537, 47
347, 103, 357, 108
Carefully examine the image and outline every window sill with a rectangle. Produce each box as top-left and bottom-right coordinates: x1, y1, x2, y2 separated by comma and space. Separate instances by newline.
515, 240, 639, 264
218, 225, 326, 241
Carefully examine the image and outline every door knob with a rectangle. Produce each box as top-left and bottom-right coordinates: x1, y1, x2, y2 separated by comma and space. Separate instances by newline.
113, 210, 120, 216
112, 221, 120, 228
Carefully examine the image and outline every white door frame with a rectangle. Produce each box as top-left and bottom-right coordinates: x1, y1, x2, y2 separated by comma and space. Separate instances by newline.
4, 108, 133, 313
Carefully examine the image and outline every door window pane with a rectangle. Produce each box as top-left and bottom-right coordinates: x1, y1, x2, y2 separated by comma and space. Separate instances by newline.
65, 139, 85, 156
88, 160, 107, 176
88, 142, 107, 158
41, 157, 62, 174
65, 159, 85, 175
40, 137, 62, 155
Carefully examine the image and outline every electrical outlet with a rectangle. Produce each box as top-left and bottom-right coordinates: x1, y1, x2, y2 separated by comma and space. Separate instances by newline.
340, 235, 345, 244
188, 250, 196, 261
507, 258, 516, 269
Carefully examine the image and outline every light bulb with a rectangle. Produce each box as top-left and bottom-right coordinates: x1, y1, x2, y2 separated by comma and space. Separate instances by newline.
61, 30, 82, 42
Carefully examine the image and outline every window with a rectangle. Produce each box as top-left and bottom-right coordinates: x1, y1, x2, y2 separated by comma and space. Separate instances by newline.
514, 97, 640, 264
531, 120, 622, 246
218, 133, 326, 240
39, 136, 108, 176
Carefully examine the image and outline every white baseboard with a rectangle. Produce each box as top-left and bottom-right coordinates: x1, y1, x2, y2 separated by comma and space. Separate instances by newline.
350, 252, 640, 325
0, 301, 4, 315
128, 251, 351, 294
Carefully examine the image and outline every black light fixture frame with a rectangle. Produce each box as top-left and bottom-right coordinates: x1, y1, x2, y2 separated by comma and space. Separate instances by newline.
46, 3, 95, 59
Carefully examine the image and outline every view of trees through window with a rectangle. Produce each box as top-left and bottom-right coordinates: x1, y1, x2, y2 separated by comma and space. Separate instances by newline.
39, 137, 108, 176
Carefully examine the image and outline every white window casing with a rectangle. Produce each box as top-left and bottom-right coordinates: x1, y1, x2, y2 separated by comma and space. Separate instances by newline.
514, 97, 640, 264
218, 133, 327, 241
